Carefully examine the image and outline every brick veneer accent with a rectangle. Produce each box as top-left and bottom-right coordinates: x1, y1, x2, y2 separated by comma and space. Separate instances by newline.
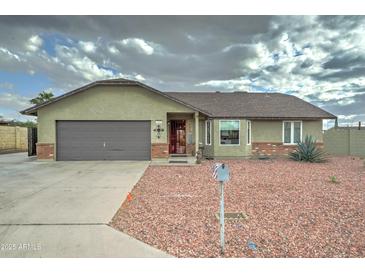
251, 142, 324, 157
186, 144, 195, 156
36, 143, 54, 160
152, 143, 169, 158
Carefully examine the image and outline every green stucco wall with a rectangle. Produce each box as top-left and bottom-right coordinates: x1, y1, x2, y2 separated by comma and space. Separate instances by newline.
212, 119, 251, 158
303, 120, 323, 142
37, 85, 195, 147
251, 120, 282, 142
251, 120, 323, 143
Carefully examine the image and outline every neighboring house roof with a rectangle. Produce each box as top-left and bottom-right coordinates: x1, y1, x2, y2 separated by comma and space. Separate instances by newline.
166, 91, 336, 119
20, 78, 211, 116
20, 78, 336, 119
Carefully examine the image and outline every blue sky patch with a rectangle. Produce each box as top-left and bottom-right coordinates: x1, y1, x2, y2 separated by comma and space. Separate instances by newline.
40, 32, 76, 57
98, 65, 118, 74
0, 71, 52, 97
250, 85, 275, 92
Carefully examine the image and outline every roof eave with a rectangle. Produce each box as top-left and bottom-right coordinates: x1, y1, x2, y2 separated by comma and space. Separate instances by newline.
209, 116, 337, 120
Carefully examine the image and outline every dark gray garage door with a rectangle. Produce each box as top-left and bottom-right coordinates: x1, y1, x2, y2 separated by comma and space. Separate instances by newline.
56, 121, 151, 161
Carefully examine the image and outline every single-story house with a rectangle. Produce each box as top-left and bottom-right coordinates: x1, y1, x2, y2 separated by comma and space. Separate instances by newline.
21, 78, 336, 161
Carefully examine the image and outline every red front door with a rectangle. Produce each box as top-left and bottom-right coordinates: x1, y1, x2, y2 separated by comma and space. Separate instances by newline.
169, 120, 186, 154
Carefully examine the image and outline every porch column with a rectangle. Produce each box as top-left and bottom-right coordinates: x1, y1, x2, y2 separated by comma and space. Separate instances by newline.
195, 111, 199, 156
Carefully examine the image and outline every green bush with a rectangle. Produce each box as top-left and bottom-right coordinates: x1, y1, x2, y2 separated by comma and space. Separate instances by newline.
329, 176, 340, 184
289, 135, 327, 163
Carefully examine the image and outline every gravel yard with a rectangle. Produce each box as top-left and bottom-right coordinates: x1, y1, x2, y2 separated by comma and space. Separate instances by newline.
110, 157, 365, 257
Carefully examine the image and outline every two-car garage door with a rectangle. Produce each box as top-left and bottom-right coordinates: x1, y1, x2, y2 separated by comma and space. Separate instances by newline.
56, 121, 151, 161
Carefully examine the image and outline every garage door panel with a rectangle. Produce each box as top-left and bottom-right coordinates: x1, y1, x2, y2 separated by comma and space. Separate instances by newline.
56, 121, 151, 160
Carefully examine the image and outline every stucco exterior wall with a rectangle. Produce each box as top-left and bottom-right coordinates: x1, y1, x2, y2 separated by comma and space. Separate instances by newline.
303, 120, 323, 142
37, 86, 195, 149
212, 118, 251, 158
251, 120, 323, 143
251, 120, 282, 142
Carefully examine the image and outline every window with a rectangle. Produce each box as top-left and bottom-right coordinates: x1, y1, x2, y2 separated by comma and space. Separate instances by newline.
220, 120, 240, 145
247, 120, 251, 145
283, 121, 302, 144
205, 120, 212, 145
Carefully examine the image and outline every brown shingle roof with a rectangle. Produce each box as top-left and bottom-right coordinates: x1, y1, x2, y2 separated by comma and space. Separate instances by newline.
166, 91, 336, 119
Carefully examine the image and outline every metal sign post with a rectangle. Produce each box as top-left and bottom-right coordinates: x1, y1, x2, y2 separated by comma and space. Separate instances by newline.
219, 180, 225, 255
212, 163, 230, 255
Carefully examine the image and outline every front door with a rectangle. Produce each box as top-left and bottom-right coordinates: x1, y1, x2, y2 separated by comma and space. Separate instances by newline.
169, 120, 186, 154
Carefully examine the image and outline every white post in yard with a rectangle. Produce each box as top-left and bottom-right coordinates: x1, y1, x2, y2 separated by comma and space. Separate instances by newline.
220, 180, 225, 255
194, 111, 199, 157
213, 163, 229, 256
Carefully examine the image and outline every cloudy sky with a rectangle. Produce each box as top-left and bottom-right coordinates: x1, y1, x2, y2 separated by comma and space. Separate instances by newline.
0, 15, 364, 126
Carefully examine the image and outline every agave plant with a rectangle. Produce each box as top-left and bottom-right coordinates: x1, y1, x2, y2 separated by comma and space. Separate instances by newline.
289, 135, 327, 163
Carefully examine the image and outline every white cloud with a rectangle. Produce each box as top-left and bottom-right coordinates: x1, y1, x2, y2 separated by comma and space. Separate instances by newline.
197, 78, 251, 90
0, 92, 31, 110
186, 34, 197, 42
222, 43, 248, 53
28, 69, 36, 75
0, 47, 22, 62
135, 74, 145, 81
242, 42, 273, 70
108, 45, 119, 55
55, 45, 122, 81
338, 114, 357, 120
212, 17, 365, 106
120, 38, 155, 55
0, 82, 14, 90
26, 35, 43, 52
78, 41, 96, 53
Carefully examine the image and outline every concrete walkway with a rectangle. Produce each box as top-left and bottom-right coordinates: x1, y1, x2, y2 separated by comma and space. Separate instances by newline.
0, 153, 171, 257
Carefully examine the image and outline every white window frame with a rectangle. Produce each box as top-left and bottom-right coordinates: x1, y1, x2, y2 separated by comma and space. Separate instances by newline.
219, 120, 240, 146
282, 121, 303, 145
205, 120, 212, 146
247, 120, 251, 145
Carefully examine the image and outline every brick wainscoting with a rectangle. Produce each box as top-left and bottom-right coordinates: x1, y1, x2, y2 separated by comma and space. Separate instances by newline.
36, 143, 54, 159
152, 143, 169, 158
251, 142, 324, 157
186, 144, 195, 156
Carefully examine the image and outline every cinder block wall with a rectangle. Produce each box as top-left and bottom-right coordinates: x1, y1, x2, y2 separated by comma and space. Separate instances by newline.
0, 125, 28, 151
324, 127, 365, 157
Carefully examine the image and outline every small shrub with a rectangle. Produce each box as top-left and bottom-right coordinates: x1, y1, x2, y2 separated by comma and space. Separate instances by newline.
329, 175, 340, 184
289, 135, 327, 163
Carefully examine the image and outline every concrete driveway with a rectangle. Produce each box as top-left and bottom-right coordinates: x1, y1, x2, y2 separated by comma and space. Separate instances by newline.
0, 153, 171, 257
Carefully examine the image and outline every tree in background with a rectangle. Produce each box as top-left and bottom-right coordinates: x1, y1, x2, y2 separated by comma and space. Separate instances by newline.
30, 91, 54, 105
0, 115, 37, 128
8, 120, 37, 128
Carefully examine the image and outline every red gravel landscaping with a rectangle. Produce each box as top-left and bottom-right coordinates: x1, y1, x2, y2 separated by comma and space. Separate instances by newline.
110, 157, 365, 257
